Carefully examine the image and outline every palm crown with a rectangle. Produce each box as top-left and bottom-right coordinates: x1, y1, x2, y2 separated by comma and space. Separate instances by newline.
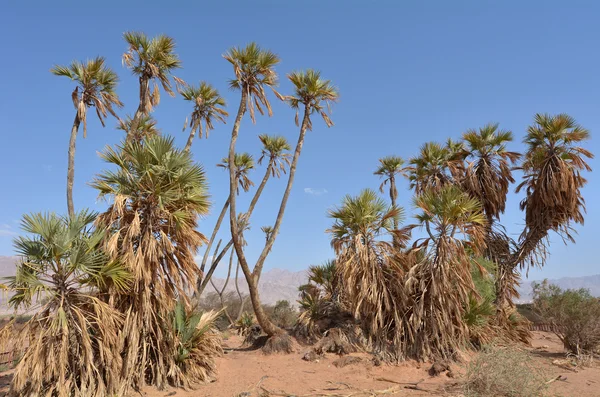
117, 114, 160, 141
374, 155, 405, 193
462, 123, 520, 221
217, 152, 255, 194
122, 32, 183, 113
51, 56, 123, 137
223, 42, 283, 123
181, 81, 228, 141
516, 113, 593, 259
408, 142, 455, 194
287, 69, 339, 129
258, 134, 292, 177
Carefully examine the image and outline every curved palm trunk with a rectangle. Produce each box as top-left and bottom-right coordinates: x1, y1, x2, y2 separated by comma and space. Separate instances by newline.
127, 76, 150, 143
229, 100, 311, 337
197, 239, 233, 296
66, 114, 81, 217
210, 248, 235, 325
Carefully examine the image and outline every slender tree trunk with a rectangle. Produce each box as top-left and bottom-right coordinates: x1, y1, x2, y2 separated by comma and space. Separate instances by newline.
184, 130, 196, 152
198, 239, 233, 296
199, 199, 230, 278
390, 175, 398, 229
229, 99, 312, 337
210, 248, 235, 325
127, 75, 150, 143
66, 113, 81, 217
234, 260, 246, 321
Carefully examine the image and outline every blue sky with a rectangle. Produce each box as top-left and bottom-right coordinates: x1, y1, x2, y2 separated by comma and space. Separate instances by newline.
0, 1, 598, 281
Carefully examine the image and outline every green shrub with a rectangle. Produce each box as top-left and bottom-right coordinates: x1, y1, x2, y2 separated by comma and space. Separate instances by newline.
532, 280, 600, 353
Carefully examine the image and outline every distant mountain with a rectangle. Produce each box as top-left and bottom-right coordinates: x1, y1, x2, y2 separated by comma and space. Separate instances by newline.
516, 274, 600, 303
1, 255, 598, 307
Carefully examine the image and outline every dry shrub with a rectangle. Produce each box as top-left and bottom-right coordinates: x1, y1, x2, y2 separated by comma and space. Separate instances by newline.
313, 328, 358, 355
465, 346, 549, 397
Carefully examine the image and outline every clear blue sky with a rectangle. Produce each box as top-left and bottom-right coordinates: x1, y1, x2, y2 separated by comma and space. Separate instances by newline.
0, 1, 598, 281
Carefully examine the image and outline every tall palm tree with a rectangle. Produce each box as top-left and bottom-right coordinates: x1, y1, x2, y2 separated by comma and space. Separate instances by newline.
407, 142, 454, 195
462, 123, 520, 224
374, 155, 405, 228
51, 57, 123, 216
122, 32, 182, 140
92, 136, 212, 390
500, 114, 594, 311
180, 81, 228, 152
328, 189, 409, 358
117, 114, 160, 141
7, 210, 129, 396
229, 67, 338, 341
404, 185, 487, 360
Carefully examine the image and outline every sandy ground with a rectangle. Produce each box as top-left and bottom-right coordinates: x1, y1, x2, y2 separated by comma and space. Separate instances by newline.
142, 331, 600, 397
0, 332, 598, 396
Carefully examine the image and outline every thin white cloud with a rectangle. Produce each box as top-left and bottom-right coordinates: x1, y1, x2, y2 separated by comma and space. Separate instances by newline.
0, 224, 17, 237
304, 187, 328, 196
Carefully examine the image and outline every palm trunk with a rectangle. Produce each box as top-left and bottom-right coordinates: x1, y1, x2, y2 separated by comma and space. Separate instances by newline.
210, 249, 235, 325
229, 101, 312, 337
184, 130, 196, 152
235, 260, 246, 321
197, 239, 233, 296
66, 113, 81, 217
127, 75, 150, 143
199, 198, 230, 278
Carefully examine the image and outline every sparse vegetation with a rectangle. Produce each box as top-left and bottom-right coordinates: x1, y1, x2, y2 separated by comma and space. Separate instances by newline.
465, 345, 549, 397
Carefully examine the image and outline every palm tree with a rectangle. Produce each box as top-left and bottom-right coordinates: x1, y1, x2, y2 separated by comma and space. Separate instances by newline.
328, 189, 409, 358
181, 81, 228, 152
228, 67, 338, 342
501, 114, 593, 311
92, 136, 211, 390
407, 142, 454, 195
51, 57, 123, 216
374, 155, 405, 229
404, 185, 487, 359
117, 114, 160, 141
197, 153, 255, 290
122, 32, 183, 140
462, 123, 520, 224
7, 210, 129, 396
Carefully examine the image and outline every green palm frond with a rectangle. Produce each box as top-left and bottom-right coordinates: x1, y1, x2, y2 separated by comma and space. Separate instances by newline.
223, 42, 282, 123
181, 81, 228, 143
287, 69, 339, 129
51, 56, 123, 137
258, 134, 292, 177
217, 152, 255, 194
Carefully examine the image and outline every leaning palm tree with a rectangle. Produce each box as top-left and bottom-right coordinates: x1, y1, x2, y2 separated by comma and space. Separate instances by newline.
407, 142, 454, 195
503, 114, 593, 310
51, 57, 123, 216
328, 189, 409, 358
403, 185, 487, 360
228, 67, 338, 346
181, 81, 228, 152
122, 32, 183, 140
374, 155, 405, 229
7, 210, 129, 397
92, 136, 213, 391
117, 114, 160, 141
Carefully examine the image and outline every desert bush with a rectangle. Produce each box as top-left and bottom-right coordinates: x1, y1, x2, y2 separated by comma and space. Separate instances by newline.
532, 280, 600, 353
264, 300, 297, 329
465, 345, 549, 397
235, 312, 256, 336
199, 291, 250, 330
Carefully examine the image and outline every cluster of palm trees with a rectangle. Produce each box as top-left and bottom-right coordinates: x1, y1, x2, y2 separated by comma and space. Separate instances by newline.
298, 118, 593, 361
3, 33, 338, 396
